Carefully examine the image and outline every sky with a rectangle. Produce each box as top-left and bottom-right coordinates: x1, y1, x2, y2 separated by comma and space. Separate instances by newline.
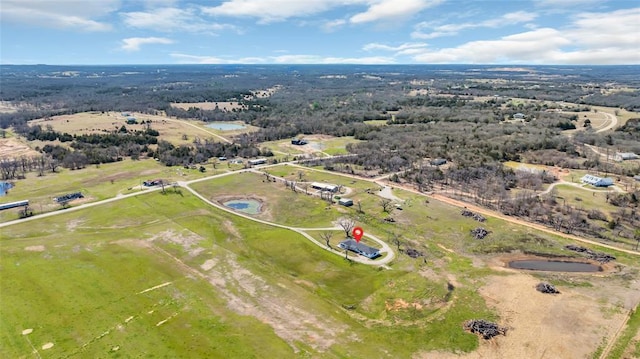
1, 0, 639, 65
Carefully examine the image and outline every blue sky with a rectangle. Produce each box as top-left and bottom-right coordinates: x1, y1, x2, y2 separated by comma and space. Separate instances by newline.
1, 0, 639, 65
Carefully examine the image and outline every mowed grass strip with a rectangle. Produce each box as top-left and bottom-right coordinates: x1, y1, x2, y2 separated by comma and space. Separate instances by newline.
1, 190, 496, 357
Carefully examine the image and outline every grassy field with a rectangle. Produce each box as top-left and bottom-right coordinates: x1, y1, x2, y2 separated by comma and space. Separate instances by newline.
0, 158, 233, 223
190, 171, 340, 228
1, 190, 497, 358
26, 111, 266, 145
261, 135, 360, 157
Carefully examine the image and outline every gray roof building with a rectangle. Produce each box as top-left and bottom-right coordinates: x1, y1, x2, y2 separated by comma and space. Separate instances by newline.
338, 239, 380, 259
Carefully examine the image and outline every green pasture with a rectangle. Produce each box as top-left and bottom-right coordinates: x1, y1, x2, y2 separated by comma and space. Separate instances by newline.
1, 190, 497, 358
0, 159, 231, 223
553, 184, 619, 215
190, 171, 339, 228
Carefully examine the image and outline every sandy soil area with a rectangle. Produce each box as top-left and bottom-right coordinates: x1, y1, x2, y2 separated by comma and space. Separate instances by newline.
417, 259, 634, 359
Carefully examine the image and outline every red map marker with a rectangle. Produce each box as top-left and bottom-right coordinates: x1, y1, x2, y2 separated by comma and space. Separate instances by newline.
352, 227, 364, 242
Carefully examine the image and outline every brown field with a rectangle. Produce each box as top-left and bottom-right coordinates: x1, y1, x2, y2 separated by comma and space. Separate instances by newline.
29, 111, 232, 144
0, 138, 40, 158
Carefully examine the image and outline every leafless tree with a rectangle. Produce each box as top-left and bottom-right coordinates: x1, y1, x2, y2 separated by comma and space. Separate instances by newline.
297, 171, 305, 181
320, 231, 333, 249
301, 182, 309, 195
380, 198, 394, 213
356, 200, 363, 214
388, 231, 402, 252
338, 217, 356, 238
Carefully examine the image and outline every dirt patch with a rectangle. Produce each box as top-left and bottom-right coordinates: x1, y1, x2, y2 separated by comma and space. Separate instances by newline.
21, 328, 33, 335
385, 298, 424, 311
203, 253, 347, 352
150, 230, 205, 257
41, 343, 54, 350
222, 220, 242, 239
25, 245, 45, 252
417, 272, 628, 358
200, 259, 217, 271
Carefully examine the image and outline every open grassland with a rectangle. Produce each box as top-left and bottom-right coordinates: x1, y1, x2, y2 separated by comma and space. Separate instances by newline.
0, 159, 231, 223
553, 184, 620, 215
261, 135, 360, 158
1, 190, 499, 358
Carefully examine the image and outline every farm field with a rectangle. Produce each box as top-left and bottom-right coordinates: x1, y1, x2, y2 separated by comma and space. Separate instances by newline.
28, 111, 239, 144
2, 166, 640, 358
1, 190, 495, 358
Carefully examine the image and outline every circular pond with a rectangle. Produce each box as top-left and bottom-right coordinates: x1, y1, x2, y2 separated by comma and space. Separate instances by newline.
509, 260, 601, 272
206, 122, 246, 131
223, 199, 262, 215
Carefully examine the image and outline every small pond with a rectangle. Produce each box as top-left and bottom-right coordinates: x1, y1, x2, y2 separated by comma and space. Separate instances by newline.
206, 122, 246, 131
509, 260, 601, 272
223, 199, 262, 215
0, 181, 13, 197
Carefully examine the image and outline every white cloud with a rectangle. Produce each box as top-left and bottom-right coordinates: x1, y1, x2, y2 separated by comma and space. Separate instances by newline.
203, 0, 441, 24
412, 10, 538, 39
408, 8, 640, 64
363, 42, 428, 54
170, 52, 395, 64
0, 0, 117, 31
121, 37, 174, 52
350, 0, 442, 24
202, 0, 352, 23
121, 7, 236, 34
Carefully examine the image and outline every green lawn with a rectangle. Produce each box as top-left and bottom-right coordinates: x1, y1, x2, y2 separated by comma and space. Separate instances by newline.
1, 190, 496, 358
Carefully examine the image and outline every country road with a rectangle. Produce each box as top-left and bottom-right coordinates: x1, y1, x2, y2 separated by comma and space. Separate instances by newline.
2, 158, 639, 260
1, 164, 395, 266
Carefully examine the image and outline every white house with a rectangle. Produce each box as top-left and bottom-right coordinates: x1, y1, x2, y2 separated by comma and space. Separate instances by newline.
581, 174, 614, 187
311, 182, 339, 193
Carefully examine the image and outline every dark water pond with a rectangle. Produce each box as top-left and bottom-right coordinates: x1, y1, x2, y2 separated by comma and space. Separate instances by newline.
509, 260, 601, 272
224, 199, 261, 214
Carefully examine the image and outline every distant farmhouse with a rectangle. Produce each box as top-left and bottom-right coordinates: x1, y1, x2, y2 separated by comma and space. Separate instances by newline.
581, 174, 614, 187
291, 138, 308, 145
338, 239, 380, 259
248, 158, 267, 166
614, 152, 639, 162
311, 182, 339, 193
